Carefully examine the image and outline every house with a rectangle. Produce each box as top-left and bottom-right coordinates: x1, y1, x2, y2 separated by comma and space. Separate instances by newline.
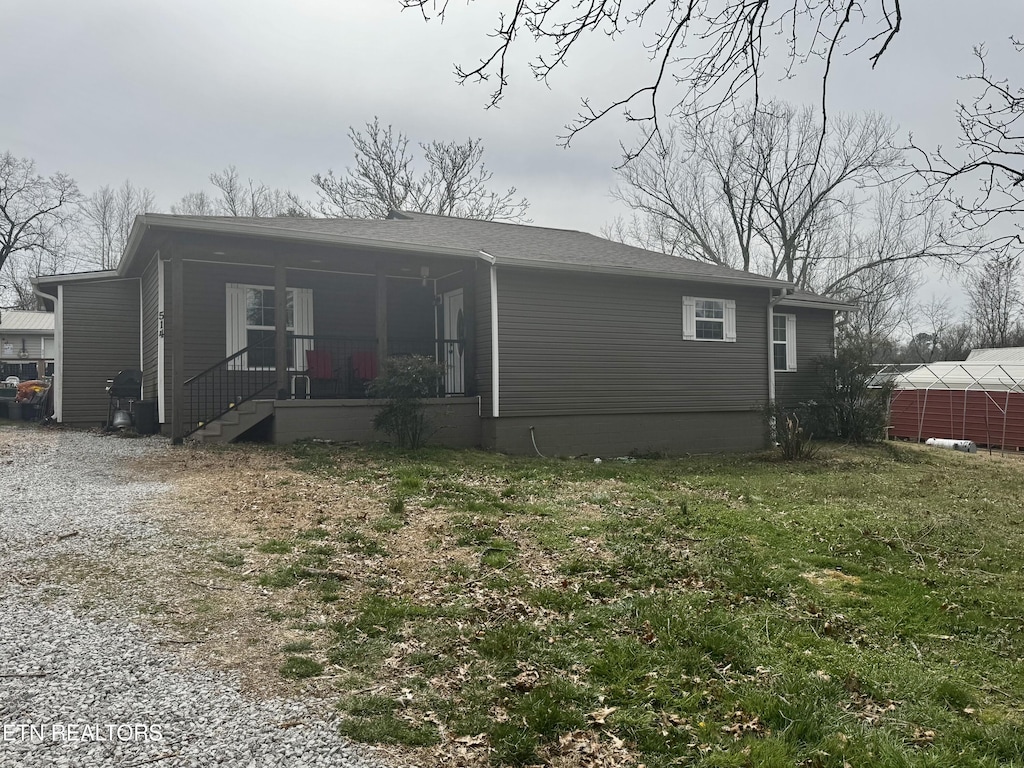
0, 310, 55, 380
32, 211, 852, 454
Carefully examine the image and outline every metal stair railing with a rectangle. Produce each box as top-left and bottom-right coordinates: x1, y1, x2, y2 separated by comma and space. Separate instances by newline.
182, 335, 277, 437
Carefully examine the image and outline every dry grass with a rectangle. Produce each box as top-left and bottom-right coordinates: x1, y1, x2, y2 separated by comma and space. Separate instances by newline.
34, 438, 1024, 767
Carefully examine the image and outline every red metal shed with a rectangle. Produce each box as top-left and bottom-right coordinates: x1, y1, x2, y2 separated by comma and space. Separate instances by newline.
886, 360, 1024, 450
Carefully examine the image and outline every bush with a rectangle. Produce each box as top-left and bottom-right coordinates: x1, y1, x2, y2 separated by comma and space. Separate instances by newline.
367, 355, 445, 449
764, 402, 818, 460
804, 346, 892, 443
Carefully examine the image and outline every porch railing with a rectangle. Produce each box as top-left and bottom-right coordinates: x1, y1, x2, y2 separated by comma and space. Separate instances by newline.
182, 334, 278, 437
390, 338, 467, 397
291, 335, 381, 398
292, 336, 466, 398
181, 334, 467, 436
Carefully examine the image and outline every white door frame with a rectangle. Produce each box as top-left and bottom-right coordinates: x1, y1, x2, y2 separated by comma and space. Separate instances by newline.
441, 288, 465, 396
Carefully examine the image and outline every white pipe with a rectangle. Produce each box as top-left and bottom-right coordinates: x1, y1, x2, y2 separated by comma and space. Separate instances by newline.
31, 284, 54, 309
54, 285, 63, 422
488, 259, 500, 418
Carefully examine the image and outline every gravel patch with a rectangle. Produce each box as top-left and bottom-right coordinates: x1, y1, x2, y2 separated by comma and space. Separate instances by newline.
0, 427, 404, 768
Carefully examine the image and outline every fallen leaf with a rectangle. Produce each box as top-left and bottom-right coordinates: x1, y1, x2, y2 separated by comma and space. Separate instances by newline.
587, 706, 618, 725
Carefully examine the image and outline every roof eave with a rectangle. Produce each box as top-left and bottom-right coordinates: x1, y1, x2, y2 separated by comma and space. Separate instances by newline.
33, 270, 121, 287
118, 215, 485, 271
495, 255, 792, 289
777, 297, 858, 312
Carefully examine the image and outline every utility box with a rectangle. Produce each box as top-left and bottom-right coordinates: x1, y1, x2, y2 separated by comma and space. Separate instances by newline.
133, 400, 159, 435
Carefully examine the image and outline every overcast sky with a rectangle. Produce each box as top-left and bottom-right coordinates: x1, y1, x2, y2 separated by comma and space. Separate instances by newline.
3, 1, 1022, 303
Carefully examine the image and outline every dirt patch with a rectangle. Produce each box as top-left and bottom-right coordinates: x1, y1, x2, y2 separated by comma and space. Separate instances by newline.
108, 443, 662, 766
121, 446, 380, 697
801, 569, 863, 587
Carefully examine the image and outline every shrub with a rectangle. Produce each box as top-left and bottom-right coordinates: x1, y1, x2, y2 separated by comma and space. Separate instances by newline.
367, 355, 445, 449
805, 346, 893, 443
764, 402, 818, 461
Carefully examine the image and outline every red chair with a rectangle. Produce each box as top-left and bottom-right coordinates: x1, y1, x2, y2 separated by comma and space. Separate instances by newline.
351, 350, 378, 394
305, 349, 337, 397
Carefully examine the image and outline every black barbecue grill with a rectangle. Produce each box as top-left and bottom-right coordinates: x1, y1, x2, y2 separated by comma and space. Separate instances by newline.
106, 369, 143, 429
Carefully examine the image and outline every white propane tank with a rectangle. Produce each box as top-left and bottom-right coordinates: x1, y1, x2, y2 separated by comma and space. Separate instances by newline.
925, 438, 978, 453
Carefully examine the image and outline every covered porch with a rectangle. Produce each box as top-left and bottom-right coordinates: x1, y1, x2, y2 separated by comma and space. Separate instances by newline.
161, 231, 481, 443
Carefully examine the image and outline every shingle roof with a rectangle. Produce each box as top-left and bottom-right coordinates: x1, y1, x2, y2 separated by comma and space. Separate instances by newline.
132, 211, 794, 290
777, 290, 858, 311
0, 310, 54, 332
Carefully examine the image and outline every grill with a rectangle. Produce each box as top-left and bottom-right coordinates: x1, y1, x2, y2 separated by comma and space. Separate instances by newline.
106, 369, 143, 429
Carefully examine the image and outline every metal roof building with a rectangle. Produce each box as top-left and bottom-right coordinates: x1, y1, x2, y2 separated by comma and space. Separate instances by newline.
886, 355, 1024, 450
0, 311, 55, 374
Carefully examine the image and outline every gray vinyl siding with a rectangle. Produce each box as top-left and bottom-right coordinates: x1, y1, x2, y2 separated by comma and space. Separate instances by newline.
141, 257, 160, 403
61, 279, 141, 426
774, 307, 835, 407
495, 268, 770, 416
182, 263, 271, 380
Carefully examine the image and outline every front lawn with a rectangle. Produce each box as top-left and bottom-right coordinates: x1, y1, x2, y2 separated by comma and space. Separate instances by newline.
193, 441, 1024, 767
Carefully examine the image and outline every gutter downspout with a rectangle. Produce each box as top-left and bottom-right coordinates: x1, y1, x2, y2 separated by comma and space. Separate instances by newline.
32, 284, 54, 309
32, 284, 59, 421
767, 288, 793, 404
479, 250, 499, 418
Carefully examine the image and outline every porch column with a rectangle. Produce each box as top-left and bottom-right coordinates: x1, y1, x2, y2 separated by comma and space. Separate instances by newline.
170, 255, 184, 444
275, 264, 288, 398
463, 269, 477, 397
375, 263, 388, 366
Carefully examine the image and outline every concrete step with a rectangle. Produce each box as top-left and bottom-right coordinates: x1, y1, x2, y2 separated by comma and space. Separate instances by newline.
193, 400, 274, 444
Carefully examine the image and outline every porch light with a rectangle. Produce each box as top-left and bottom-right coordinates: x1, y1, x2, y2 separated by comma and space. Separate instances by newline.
420, 266, 430, 287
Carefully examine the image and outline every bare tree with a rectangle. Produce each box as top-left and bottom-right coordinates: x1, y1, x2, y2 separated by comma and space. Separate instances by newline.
402, 0, 905, 150
173, 166, 306, 217
613, 103, 942, 295
313, 118, 529, 221
1, 240, 80, 310
209, 166, 305, 217
965, 253, 1023, 348
0, 153, 80, 276
913, 40, 1023, 255
0, 153, 80, 308
80, 180, 157, 270
903, 296, 974, 362
171, 190, 217, 216
824, 194, 923, 356
608, 114, 762, 269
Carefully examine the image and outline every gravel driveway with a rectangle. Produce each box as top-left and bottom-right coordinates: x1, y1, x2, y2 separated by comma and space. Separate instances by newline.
0, 427, 401, 768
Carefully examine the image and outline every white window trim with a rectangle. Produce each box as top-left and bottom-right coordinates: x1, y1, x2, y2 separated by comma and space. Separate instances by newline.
773, 313, 798, 372
226, 283, 313, 370
683, 296, 736, 342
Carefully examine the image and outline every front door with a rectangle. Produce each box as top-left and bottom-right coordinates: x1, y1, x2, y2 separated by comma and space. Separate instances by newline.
442, 288, 465, 395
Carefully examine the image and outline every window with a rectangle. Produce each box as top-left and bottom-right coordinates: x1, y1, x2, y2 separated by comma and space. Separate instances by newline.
682, 296, 736, 342
773, 313, 797, 372
226, 284, 313, 369
245, 287, 293, 367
